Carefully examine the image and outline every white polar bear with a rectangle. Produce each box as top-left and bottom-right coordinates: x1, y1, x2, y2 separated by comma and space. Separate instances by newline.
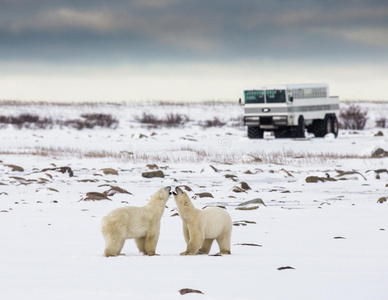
101, 186, 171, 257
172, 186, 232, 255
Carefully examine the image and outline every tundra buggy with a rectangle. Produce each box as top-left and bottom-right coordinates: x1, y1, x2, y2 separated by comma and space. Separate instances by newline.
243, 83, 339, 138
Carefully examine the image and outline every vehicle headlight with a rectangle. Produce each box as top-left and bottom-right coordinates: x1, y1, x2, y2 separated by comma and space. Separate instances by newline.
273, 116, 287, 125
245, 116, 260, 121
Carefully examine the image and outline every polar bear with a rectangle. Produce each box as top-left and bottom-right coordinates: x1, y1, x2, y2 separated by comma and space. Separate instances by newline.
101, 186, 171, 257
172, 186, 232, 255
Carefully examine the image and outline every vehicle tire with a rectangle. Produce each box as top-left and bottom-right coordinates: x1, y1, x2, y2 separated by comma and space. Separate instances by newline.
247, 126, 264, 139
274, 128, 290, 138
326, 115, 332, 134
290, 116, 305, 138
331, 116, 339, 138
313, 116, 331, 137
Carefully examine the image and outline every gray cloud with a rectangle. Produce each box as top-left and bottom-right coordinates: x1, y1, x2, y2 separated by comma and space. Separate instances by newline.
0, 0, 387, 64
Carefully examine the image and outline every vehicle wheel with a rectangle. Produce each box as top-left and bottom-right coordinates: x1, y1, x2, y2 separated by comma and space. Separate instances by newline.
313, 116, 331, 137
326, 115, 332, 133
247, 126, 264, 139
274, 128, 289, 138
331, 116, 339, 138
291, 116, 305, 138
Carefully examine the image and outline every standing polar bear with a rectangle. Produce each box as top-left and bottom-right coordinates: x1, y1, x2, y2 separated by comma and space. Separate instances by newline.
101, 186, 171, 257
172, 186, 232, 255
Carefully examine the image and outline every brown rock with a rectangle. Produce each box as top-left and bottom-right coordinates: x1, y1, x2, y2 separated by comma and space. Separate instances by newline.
194, 192, 214, 198
305, 176, 324, 183
240, 181, 251, 190
100, 168, 118, 175
179, 288, 204, 295
81, 192, 111, 201
146, 164, 158, 170
142, 170, 165, 178
4, 164, 24, 172
235, 206, 259, 211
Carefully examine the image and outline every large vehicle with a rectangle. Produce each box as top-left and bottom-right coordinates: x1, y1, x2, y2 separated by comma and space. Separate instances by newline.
243, 83, 339, 138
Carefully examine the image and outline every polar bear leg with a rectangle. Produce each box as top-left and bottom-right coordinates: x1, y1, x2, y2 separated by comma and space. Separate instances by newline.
182, 223, 190, 244
181, 226, 204, 255
198, 239, 214, 254
216, 231, 231, 255
144, 232, 160, 256
104, 237, 125, 257
135, 237, 146, 254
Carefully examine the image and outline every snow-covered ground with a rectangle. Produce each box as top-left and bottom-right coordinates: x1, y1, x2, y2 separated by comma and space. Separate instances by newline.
0, 101, 387, 300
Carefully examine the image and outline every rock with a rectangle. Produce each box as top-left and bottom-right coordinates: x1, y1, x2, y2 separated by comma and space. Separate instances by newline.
77, 179, 99, 183
374, 131, 384, 136
81, 192, 111, 201
202, 205, 226, 210
141, 170, 165, 178
234, 243, 262, 247
238, 198, 266, 207
277, 266, 295, 271
235, 206, 259, 211
179, 288, 204, 295
100, 168, 118, 175
35, 187, 59, 193
104, 186, 133, 196
132, 133, 148, 139
225, 174, 238, 180
233, 220, 257, 226
240, 182, 251, 190
4, 164, 24, 172
305, 176, 324, 183
371, 148, 388, 158
209, 165, 219, 172
194, 192, 214, 198
42, 166, 74, 177
146, 164, 158, 170
232, 186, 246, 193
306, 174, 338, 183
200, 165, 219, 173
280, 168, 294, 177
180, 185, 193, 192
373, 169, 388, 174
336, 171, 366, 181
377, 197, 387, 204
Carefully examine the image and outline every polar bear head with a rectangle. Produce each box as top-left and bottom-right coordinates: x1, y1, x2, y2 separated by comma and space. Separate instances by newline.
149, 186, 171, 206
172, 186, 193, 208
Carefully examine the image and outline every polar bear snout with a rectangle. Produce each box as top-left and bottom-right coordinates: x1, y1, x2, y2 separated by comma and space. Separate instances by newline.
171, 186, 183, 196
164, 186, 172, 194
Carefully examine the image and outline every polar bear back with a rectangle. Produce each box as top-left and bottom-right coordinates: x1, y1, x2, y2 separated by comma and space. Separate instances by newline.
201, 207, 232, 239
102, 206, 151, 239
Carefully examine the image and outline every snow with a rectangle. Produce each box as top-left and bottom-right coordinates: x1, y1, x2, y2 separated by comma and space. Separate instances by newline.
0, 101, 388, 299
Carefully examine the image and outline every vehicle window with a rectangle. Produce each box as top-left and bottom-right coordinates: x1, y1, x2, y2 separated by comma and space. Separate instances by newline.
245, 90, 264, 103
266, 90, 286, 103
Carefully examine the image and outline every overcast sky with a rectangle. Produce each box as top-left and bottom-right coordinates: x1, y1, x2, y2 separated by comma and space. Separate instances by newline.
1, 0, 387, 101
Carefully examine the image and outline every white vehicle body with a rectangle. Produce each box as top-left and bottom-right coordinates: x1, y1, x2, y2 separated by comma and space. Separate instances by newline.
243, 83, 339, 138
